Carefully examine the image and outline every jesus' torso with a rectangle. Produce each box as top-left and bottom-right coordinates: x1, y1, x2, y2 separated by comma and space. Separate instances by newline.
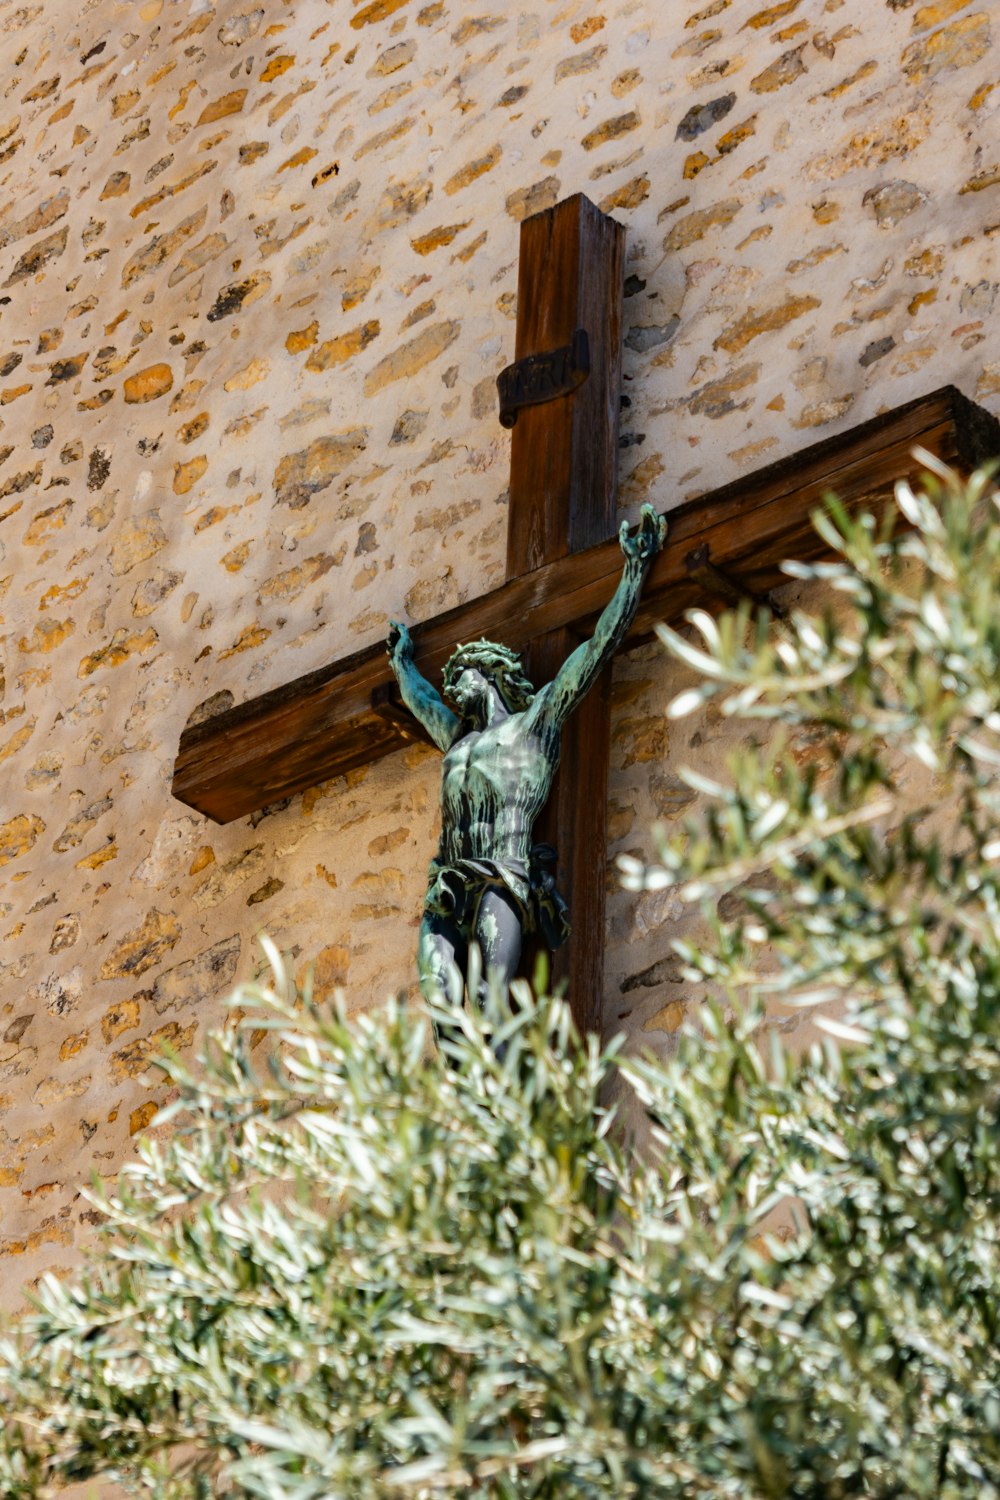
438, 714, 558, 865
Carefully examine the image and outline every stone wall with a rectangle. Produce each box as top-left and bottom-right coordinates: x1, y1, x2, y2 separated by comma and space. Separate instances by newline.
0, 0, 997, 1306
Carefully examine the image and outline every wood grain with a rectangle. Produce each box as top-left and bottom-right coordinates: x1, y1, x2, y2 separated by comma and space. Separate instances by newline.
525, 626, 612, 1035
173, 386, 1000, 824
506, 194, 625, 575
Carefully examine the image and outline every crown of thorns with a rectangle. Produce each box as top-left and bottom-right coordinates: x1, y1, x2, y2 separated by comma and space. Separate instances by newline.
442, 638, 535, 712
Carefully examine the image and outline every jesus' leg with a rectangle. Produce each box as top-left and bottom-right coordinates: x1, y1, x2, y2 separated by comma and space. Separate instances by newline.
418, 908, 472, 1060
473, 885, 523, 1003
417, 910, 467, 1009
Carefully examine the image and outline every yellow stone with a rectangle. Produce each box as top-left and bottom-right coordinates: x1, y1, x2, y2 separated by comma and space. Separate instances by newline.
819, 59, 878, 101
444, 144, 502, 196
194, 504, 239, 533
178, 413, 210, 445
207, 270, 271, 321
663, 198, 742, 251
219, 624, 272, 659
959, 164, 1000, 194
279, 145, 318, 173
122, 206, 208, 288
370, 39, 415, 74
715, 294, 821, 354
224, 357, 270, 390
0, 720, 34, 766
18, 617, 75, 654
285, 322, 318, 354
261, 55, 295, 81
221, 541, 252, 573
59, 1032, 89, 1061
908, 288, 938, 313
76, 841, 118, 871
717, 116, 756, 154
0, 814, 43, 868
111, 89, 141, 119
619, 453, 666, 507
78, 627, 158, 679
110, 513, 167, 577
967, 78, 998, 110
742, 0, 800, 26
976, 363, 1000, 398
130, 160, 218, 221
188, 846, 215, 876
196, 90, 248, 127
914, 0, 978, 30
903, 14, 990, 82
111, 1021, 195, 1083
616, 714, 669, 768
40, 576, 92, 611
785, 243, 845, 273
643, 1001, 686, 1034
167, 230, 228, 289
300, 944, 350, 1002
571, 14, 606, 42
609, 69, 639, 98
171, 379, 206, 414
342, 267, 381, 310
129, 1101, 159, 1136
729, 436, 779, 466
100, 171, 130, 199
99, 909, 181, 981
750, 44, 807, 92
506, 176, 562, 222
350, 0, 410, 28
683, 151, 710, 179
124, 363, 173, 403
370, 79, 413, 114
411, 222, 471, 255
791, 395, 855, 429
599, 174, 650, 211
257, 553, 338, 601
581, 110, 640, 151
173, 456, 208, 495
363, 320, 460, 397
306, 320, 380, 372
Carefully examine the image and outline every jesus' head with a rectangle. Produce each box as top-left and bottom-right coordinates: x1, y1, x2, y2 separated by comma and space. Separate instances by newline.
441, 639, 535, 716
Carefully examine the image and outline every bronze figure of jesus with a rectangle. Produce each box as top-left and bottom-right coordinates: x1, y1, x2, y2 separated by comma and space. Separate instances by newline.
387, 503, 666, 1009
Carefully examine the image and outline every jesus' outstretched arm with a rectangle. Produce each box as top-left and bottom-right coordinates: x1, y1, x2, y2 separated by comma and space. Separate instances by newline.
387, 622, 460, 752
524, 503, 667, 739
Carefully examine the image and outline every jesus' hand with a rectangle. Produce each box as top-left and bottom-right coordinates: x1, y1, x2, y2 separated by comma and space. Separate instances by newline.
387, 620, 414, 668
619, 503, 668, 571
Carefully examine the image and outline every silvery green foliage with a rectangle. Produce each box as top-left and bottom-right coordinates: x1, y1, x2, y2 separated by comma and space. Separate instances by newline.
4, 461, 1000, 1497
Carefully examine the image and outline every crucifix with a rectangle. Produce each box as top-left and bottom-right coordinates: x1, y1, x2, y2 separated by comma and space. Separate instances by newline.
172, 191, 999, 1040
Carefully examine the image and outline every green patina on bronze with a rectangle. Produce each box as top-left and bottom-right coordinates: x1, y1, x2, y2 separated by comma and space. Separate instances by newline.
387, 503, 667, 1013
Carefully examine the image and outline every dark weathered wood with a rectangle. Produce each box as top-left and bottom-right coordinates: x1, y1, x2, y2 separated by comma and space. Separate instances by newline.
370, 681, 436, 748
172, 385, 1000, 824
506, 193, 625, 576
505, 196, 625, 1030
523, 625, 610, 1031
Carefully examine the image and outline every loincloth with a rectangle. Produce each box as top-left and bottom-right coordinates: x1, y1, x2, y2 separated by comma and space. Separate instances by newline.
423, 844, 570, 950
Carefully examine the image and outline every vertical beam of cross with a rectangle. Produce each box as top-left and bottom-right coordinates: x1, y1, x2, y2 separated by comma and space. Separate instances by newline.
501, 194, 625, 1037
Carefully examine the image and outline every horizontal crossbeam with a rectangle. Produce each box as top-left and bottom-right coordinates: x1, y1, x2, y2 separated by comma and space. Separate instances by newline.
173, 386, 999, 823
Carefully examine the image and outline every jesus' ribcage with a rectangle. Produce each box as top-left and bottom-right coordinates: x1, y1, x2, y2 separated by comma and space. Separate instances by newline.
438, 724, 557, 865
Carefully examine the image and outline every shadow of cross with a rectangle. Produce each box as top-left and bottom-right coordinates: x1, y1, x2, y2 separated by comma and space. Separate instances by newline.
171, 192, 1000, 1040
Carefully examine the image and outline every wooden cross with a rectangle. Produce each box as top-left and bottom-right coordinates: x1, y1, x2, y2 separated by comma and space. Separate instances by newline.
172, 190, 998, 1038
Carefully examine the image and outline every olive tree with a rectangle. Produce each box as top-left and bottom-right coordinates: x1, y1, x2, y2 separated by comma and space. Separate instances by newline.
3, 456, 1000, 1498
